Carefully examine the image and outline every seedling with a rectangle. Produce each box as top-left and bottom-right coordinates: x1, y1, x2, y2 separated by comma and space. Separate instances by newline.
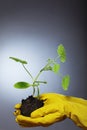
9, 44, 70, 98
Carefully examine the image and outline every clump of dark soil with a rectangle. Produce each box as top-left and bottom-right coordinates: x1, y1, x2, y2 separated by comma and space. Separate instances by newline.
20, 96, 44, 117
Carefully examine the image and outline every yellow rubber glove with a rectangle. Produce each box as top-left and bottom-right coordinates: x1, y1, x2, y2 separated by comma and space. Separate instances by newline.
14, 93, 87, 129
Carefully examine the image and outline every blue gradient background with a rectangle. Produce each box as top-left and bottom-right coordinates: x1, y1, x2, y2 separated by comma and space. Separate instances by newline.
0, 0, 86, 130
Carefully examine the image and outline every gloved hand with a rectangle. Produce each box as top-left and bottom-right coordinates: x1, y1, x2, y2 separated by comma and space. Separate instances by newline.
14, 93, 87, 129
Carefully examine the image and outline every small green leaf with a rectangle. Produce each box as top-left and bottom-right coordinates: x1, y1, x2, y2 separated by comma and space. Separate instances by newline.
14, 82, 30, 89
41, 66, 52, 72
47, 58, 51, 63
57, 44, 66, 63
52, 64, 60, 73
62, 75, 70, 90
9, 57, 27, 64
45, 66, 52, 71
47, 58, 53, 64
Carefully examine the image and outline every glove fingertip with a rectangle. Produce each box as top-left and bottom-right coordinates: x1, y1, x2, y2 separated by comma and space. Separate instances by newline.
13, 111, 16, 116
14, 103, 21, 109
15, 118, 18, 123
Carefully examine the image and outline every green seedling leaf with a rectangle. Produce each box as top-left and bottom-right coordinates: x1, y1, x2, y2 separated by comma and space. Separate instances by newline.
57, 44, 66, 63
14, 82, 30, 89
47, 58, 53, 64
47, 58, 51, 63
62, 75, 70, 90
9, 57, 27, 64
41, 66, 52, 72
45, 66, 52, 71
52, 64, 60, 73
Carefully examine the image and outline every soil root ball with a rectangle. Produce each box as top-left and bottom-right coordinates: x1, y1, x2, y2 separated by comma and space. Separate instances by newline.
20, 96, 44, 117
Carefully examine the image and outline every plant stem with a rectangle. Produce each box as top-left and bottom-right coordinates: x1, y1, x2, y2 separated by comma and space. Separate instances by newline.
35, 81, 47, 84
22, 64, 33, 80
33, 61, 52, 82
37, 86, 40, 99
33, 71, 42, 83
54, 55, 60, 62
33, 87, 35, 96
